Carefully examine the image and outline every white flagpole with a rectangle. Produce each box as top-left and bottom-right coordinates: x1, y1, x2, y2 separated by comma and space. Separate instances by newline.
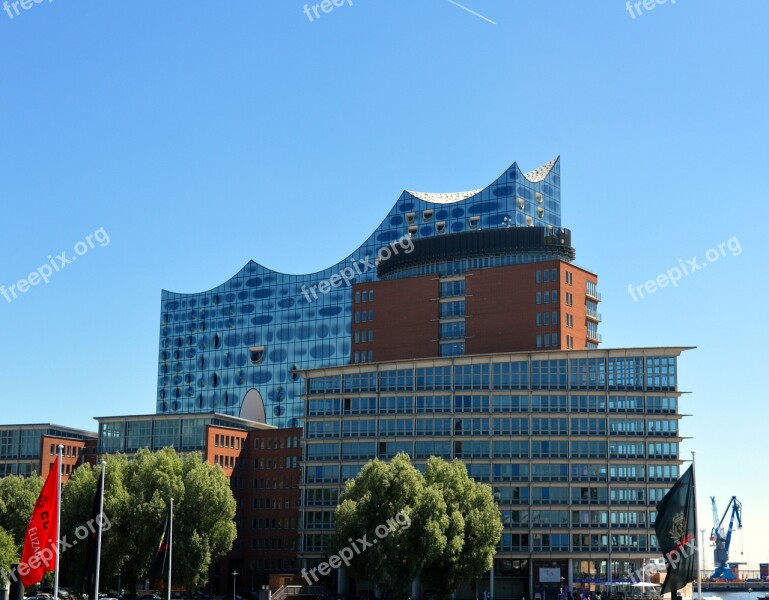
692, 452, 702, 600
94, 460, 106, 600
53, 445, 63, 600
167, 498, 173, 600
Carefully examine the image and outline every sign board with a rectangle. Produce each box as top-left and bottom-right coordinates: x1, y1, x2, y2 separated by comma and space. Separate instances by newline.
540, 567, 561, 583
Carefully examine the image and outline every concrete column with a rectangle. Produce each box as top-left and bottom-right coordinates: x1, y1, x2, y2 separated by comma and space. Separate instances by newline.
568, 559, 574, 596
338, 566, 348, 595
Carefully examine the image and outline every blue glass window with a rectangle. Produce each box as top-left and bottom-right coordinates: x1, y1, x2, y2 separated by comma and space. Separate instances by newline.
454, 364, 490, 390
415, 395, 451, 413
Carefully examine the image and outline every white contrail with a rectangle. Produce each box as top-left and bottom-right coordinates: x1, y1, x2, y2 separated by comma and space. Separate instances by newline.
445, 0, 497, 25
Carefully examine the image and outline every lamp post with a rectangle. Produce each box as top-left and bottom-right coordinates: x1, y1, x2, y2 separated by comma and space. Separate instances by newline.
232, 571, 238, 600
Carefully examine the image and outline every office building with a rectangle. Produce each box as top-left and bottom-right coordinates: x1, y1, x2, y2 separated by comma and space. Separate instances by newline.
0, 423, 97, 482
300, 348, 688, 598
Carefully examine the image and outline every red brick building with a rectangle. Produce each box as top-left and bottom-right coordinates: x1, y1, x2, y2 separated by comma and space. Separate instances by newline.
352, 251, 599, 364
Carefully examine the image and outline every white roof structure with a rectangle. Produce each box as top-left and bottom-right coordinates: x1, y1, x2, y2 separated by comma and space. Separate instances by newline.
406, 157, 559, 204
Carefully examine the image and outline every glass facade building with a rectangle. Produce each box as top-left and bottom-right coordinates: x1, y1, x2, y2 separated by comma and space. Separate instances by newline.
95, 412, 271, 455
0, 424, 97, 478
157, 158, 568, 427
300, 348, 689, 596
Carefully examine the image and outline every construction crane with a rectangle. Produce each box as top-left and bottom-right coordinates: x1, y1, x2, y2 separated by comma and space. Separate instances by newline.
709, 496, 743, 580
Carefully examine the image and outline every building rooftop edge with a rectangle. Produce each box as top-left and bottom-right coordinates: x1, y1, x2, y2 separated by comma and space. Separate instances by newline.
93, 412, 276, 429
299, 346, 697, 376
0, 423, 98, 437
161, 157, 562, 296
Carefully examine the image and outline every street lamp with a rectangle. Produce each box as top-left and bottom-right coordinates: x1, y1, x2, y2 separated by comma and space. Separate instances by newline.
232, 571, 238, 600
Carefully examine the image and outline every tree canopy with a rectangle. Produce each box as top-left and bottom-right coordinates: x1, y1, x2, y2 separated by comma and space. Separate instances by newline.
331, 454, 502, 600
0, 474, 43, 549
60, 448, 236, 593
0, 526, 18, 582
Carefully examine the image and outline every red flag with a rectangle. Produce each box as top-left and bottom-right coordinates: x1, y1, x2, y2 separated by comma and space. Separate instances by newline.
19, 456, 60, 587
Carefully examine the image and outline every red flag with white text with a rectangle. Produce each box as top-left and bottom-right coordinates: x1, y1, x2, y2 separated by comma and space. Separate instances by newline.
19, 456, 60, 587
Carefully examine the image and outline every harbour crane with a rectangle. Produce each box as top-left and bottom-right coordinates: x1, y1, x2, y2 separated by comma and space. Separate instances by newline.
709, 496, 743, 580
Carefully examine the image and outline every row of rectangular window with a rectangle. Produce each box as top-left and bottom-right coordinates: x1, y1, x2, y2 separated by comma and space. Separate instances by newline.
305, 440, 679, 461
303, 533, 661, 556
354, 290, 375, 303
493, 484, 671, 505
253, 497, 295, 511
307, 394, 678, 416
440, 341, 465, 357
308, 356, 677, 393
49, 443, 83, 457
440, 279, 466, 298
304, 509, 655, 530
253, 456, 299, 469
499, 533, 652, 553
303, 462, 680, 484
353, 351, 374, 364
249, 537, 297, 550
499, 509, 657, 528
440, 300, 465, 318
353, 330, 374, 344
301, 485, 671, 508
536, 333, 559, 348
248, 558, 298, 572
440, 321, 466, 339
253, 435, 300, 450
306, 417, 679, 438
353, 310, 374, 324
535, 268, 559, 284
214, 454, 236, 469
535, 290, 558, 304
49, 461, 76, 475
214, 433, 243, 449
536, 312, 559, 326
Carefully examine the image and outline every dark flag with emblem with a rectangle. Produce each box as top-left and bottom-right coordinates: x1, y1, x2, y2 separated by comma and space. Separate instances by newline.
82, 467, 105, 595
655, 465, 698, 595
146, 507, 171, 581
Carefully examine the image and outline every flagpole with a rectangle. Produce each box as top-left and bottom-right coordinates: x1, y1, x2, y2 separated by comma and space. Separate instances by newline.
94, 460, 106, 600
53, 445, 63, 600
167, 498, 173, 600
692, 452, 701, 600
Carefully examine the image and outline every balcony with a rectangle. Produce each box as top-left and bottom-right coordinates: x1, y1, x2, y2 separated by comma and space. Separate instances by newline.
586, 310, 602, 322
586, 331, 603, 343
586, 288, 602, 302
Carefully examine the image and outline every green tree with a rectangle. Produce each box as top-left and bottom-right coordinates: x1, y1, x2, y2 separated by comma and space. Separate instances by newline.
421, 458, 503, 599
0, 526, 19, 582
0, 474, 43, 549
60, 448, 236, 594
332, 454, 503, 600
331, 454, 449, 600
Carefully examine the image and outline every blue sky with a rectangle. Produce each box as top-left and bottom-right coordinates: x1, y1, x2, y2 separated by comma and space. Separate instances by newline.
1, 0, 767, 569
